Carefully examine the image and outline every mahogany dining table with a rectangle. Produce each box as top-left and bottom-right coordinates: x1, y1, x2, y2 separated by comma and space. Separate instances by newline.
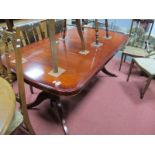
8, 27, 128, 134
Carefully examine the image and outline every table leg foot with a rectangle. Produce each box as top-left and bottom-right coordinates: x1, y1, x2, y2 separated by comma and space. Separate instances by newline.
52, 96, 69, 135
27, 91, 69, 134
102, 67, 117, 77
57, 102, 69, 135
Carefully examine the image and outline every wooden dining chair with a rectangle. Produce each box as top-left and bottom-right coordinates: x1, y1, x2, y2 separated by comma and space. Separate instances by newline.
0, 28, 16, 80
15, 20, 46, 94
16, 20, 45, 47
119, 19, 154, 71
126, 51, 155, 99
0, 29, 35, 134
16, 19, 64, 45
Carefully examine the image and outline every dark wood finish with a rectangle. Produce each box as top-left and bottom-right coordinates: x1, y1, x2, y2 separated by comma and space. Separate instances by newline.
60, 19, 85, 51
102, 67, 117, 77
27, 90, 68, 134
102, 54, 117, 77
16, 21, 45, 47
51, 95, 68, 134
8, 28, 127, 96
75, 19, 86, 51
62, 19, 67, 39
95, 19, 99, 45
140, 76, 153, 99
105, 19, 109, 38
119, 52, 125, 71
5, 20, 14, 31
27, 91, 52, 109
127, 58, 154, 99
30, 85, 34, 94
126, 59, 134, 82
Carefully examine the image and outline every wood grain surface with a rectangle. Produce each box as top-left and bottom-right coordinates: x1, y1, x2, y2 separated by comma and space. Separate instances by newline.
6, 28, 128, 95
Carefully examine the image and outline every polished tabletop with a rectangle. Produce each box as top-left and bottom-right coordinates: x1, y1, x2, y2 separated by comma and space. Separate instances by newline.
9, 28, 128, 95
0, 77, 16, 134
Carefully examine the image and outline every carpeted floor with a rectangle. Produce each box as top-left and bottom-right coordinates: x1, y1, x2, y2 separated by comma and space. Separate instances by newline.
14, 57, 155, 135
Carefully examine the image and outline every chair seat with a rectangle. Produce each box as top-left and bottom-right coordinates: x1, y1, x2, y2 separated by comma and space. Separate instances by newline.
124, 46, 148, 57
148, 51, 155, 59
5, 110, 23, 135
134, 58, 155, 75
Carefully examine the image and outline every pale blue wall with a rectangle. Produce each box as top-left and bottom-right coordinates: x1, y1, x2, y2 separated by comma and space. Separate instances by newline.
99, 19, 155, 36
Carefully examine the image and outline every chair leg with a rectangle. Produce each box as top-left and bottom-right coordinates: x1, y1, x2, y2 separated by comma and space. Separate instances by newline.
123, 55, 126, 62
22, 104, 35, 134
23, 112, 35, 135
30, 85, 34, 94
119, 53, 124, 71
140, 76, 153, 99
127, 59, 134, 82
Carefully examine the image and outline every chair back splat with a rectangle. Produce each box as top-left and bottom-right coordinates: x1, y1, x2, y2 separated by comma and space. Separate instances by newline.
15, 20, 46, 47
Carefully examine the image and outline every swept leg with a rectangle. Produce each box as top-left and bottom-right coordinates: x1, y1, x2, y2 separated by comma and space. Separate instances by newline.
140, 76, 153, 99
27, 90, 68, 134
101, 55, 117, 77
30, 85, 34, 94
102, 67, 117, 77
27, 91, 51, 109
56, 101, 68, 135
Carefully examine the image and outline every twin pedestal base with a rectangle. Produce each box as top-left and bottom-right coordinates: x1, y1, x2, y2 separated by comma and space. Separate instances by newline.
27, 92, 69, 135
27, 66, 117, 135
